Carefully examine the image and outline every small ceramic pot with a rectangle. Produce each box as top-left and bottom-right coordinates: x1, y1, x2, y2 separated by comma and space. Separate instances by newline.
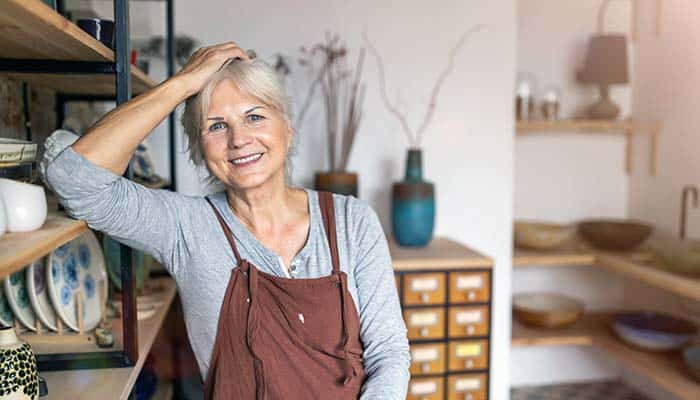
0, 179, 47, 233
77, 19, 114, 49
0, 326, 39, 399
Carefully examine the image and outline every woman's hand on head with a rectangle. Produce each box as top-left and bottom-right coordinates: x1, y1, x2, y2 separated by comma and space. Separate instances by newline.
173, 42, 250, 97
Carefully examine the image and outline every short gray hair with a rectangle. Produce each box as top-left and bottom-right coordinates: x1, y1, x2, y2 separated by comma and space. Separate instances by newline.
181, 58, 296, 186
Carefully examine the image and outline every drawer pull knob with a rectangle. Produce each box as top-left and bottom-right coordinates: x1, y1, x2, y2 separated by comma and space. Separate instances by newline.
421, 363, 431, 373
465, 359, 474, 369
421, 293, 430, 303
468, 291, 476, 301
467, 325, 475, 335
420, 327, 429, 337
464, 394, 473, 400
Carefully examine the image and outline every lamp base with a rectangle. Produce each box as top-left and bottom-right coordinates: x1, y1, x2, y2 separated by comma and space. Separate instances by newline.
588, 85, 621, 119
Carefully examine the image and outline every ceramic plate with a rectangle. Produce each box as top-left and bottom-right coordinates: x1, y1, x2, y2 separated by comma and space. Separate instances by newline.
47, 231, 108, 332
0, 279, 14, 327
4, 269, 37, 331
27, 258, 57, 331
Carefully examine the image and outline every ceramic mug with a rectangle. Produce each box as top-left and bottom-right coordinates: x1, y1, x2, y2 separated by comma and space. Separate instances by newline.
0, 179, 47, 233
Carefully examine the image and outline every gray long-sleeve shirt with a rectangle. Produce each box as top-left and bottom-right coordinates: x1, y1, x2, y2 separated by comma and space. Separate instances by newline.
40, 130, 410, 399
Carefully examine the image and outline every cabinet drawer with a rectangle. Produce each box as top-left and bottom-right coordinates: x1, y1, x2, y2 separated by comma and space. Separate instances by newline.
448, 339, 489, 371
407, 376, 445, 400
404, 273, 446, 305
404, 307, 445, 340
448, 306, 489, 338
409, 343, 446, 375
447, 373, 487, 400
449, 271, 489, 303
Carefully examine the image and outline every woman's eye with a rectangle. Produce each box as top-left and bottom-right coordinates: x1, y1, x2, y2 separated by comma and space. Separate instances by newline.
209, 121, 227, 131
246, 114, 265, 123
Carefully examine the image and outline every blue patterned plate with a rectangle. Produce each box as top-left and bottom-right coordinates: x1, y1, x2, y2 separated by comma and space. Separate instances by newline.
4, 269, 37, 331
46, 230, 108, 332
27, 258, 58, 331
0, 279, 14, 327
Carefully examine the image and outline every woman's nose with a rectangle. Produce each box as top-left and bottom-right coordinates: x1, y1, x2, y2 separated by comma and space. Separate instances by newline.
228, 126, 253, 149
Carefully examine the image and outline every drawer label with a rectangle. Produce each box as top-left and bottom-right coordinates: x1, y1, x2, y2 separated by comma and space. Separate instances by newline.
411, 380, 438, 395
456, 275, 483, 290
412, 347, 439, 362
410, 277, 439, 291
455, 377, 481, 391
455, 343, 482, 358
410, 312, 439, 327
456, 310, 482, 325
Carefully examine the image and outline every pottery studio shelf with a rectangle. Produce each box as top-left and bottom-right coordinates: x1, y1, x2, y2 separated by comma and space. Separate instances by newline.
0, 0, 156, 95
512, 313, 699, 400
389, 236, 493, 271
40, 276, 177, 400
0, 211, 88, 279
515, 118, 662, 175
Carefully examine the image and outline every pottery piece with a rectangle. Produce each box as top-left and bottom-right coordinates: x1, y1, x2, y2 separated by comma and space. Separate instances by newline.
392, 148, 435, 247
95, 327, 115, 348
4, 272, 36, 332
0, 179, 47, 233
578, 219, 652, 251
654, 237, 700, 276
0, 326, 38, 399
612, 311, 697, 351
26, 259, 57, 331
513, 222, 574, 250
0, 280, 14, 328
513, 292, 584, 328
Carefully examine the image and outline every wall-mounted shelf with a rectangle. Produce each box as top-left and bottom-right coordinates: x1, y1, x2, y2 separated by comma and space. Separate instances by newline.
512, 312, 699, 400
516, 119, 662, 176
0, 211, 88, 279
0, 0, 156, 95
513, 244, 595, 267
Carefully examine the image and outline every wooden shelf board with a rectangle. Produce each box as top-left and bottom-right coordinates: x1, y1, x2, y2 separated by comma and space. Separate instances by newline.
0, 0, 156, 95
512, 313, 699, 400
513, 246, 595, 267
390, 237, 493, 271
516, 119, 660, 134
0, 211, 88, 279
40, 277, 177, 400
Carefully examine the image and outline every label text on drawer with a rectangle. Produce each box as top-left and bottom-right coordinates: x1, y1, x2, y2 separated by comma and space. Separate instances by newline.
411, 380, 438, 395
456, 310, 482, 324
412, 347, 439, 362
410, 277, 439, 291
456, 275, 483, 289
410, 312, 438, 327
455, 343, 482, 358
455, 377, 481, 391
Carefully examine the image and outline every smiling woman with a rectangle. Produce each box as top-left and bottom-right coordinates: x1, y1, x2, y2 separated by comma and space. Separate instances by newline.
40, 41, 410, 400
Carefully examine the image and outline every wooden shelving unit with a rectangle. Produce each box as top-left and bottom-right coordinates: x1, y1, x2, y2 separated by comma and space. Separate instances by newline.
389, 237, 493, 270
513, 245, 595, 267
40, 277, 177, 400
512, 313, 699, 400
0, 0, 156, 95
0, 211, 88, 279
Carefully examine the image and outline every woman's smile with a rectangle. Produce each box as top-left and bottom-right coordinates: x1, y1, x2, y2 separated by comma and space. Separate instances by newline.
230, 152, 264, 167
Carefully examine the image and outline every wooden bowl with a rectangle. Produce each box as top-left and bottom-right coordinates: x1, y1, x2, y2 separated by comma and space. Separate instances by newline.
513, 292, 584, 328
578, 219, 652, 251
514, 222, 574, 250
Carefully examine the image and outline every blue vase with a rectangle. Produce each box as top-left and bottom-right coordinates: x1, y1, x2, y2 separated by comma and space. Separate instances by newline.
392, 148, 435, 247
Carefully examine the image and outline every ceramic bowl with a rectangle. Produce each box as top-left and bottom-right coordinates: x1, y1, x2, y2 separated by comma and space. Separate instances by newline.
612, 312, 697, 351
514, 222, 574, 250
654, 238, 700, 276
0, 178, 47, 232
513, 292, 584, 328
683, 345, 700, 382
578, 219, 652, 251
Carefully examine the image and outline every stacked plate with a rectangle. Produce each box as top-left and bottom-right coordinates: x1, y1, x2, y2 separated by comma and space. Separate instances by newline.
1, 230, 108, 333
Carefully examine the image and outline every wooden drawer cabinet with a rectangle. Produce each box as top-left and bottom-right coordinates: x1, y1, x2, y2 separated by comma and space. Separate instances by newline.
447, 373, 488, 400
409, 343, 446, 375
403, 272, 446, 305
407, 377, 445, 400
448, 339, 489, 371
449, 271, 489, 303
405, 307, 445, 340
448, 305, 489, 338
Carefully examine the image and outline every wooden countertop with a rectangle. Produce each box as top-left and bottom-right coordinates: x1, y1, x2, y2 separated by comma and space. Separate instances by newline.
390, 237, 493, 271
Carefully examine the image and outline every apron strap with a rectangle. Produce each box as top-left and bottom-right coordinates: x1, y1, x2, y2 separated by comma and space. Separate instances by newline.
205, 196, 243, 262
318, 191, 341, 275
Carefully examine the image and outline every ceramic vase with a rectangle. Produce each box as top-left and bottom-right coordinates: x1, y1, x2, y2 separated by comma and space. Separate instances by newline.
0, 326, 38, 400
392, 148, 435, 247
314, 172, 358, 197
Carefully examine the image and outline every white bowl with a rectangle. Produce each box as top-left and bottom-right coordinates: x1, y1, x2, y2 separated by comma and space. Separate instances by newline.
0, 178, 47, 232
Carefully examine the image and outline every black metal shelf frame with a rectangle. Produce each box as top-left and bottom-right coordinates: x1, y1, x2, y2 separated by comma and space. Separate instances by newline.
0, 0, 176, 373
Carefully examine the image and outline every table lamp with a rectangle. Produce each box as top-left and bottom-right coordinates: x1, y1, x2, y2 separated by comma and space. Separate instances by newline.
579, 34, 629, 119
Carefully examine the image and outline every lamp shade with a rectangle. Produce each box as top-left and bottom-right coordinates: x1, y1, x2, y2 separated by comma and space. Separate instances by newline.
579, 34, 629, 85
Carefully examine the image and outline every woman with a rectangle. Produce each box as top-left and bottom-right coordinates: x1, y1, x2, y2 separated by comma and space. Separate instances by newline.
41, 42, 410, 399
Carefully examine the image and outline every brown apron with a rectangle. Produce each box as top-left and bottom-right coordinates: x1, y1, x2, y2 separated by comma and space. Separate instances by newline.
203, 191, 366, 399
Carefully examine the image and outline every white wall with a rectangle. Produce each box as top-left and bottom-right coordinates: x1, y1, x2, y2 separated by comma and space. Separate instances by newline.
90, 1, 517, 399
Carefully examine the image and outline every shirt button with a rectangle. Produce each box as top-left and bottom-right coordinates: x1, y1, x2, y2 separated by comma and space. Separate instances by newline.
290, 263, 297, 272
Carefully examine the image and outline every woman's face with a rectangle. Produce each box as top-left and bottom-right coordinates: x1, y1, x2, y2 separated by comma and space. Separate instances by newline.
201, 78, 291, 190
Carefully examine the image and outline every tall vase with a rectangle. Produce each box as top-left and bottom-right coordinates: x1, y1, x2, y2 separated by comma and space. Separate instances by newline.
0, 326, 38, 400
392, 148, 435, 247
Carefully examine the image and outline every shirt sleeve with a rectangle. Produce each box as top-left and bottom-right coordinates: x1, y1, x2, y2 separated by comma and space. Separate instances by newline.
350, 200, 411, 400
40, 129, 186, 275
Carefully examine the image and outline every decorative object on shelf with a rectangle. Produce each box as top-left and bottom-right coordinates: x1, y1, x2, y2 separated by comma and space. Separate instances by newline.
77, 19, 115, 50
515, 72, 537, 120
578, 219, 652, 251
94, 327, 114, 348
26, 259, 57, 331
513, 221, 574, 250
295, 33, 366, 197
46, 231, 108, 332
540, 85, 561, 120
653, 236, 700, 276
103, 236, 152, 292
683, 345, 700, 382
365, 25, 483, 246
612, 311, 697, 351
512, 292, 584, 328
4, 271, 37, 332
0, 280, 14, 328
0, 138, 37, 164
679, 185, 698, 240
0, 326, 38, 400
0, 179, 47, 233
